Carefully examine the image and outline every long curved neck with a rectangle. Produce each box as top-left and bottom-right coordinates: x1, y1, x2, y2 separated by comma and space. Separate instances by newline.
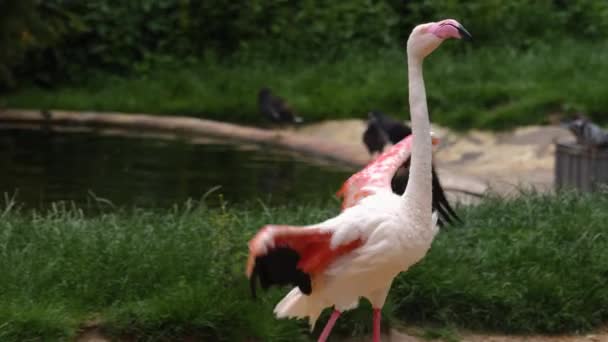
402, 54, 432, 216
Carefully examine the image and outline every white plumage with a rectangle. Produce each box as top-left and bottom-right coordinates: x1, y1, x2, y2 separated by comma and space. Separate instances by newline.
273, 192, 440, 328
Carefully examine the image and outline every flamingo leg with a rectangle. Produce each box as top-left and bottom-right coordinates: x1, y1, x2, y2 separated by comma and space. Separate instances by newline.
318, 309, 341, 342
373, 308, 382, 342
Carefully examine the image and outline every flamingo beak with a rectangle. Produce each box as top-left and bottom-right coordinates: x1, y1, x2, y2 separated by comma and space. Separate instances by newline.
456, 25, 473, 41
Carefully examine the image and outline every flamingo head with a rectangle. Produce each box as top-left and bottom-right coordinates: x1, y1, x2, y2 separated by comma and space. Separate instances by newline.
407, 19, 472, 59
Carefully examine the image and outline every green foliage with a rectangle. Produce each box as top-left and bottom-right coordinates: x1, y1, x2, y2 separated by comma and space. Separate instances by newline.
3, 0, 608, 89
0, 0, 76, 88
392, 190, 608, 333
1, 0, 400, 88
408, 0, 608, 46
5, 40, 608, 130
0, 200, 335, 341
1, 191, 608, 340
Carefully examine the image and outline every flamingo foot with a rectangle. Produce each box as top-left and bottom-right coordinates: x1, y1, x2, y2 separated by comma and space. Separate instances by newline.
373, 308, 381, 342
318, 309, 341, 342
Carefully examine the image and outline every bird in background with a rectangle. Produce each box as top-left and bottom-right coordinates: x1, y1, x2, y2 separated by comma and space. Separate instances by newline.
246, 19, 471, 342
258, 87, 303, 124
362, 110, 461, 226
362, 113, 391, 156
561, 114, 608, 149
364, 110, 412, 154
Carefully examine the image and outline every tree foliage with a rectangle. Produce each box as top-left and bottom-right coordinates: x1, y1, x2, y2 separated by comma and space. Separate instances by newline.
2, 0, 608, 89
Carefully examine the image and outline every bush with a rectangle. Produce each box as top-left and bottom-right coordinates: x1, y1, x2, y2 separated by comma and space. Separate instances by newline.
0, 0, 74, 89
407, 0, 608, 47
3, 0, 608, 89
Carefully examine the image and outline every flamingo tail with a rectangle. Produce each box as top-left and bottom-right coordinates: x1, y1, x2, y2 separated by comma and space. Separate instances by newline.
274, 287, 325, 330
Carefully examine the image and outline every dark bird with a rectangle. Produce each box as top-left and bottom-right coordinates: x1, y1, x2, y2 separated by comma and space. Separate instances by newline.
368, 110, 412, 146
362, 110, 461, 226
362, 113, 390, 155
40, 109, 52, 120
562, 115, 608, 149
258, 87, 303, 124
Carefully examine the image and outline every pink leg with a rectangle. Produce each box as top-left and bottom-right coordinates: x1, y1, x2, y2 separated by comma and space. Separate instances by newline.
373, 308, 382, 342
318, 309, 341, 342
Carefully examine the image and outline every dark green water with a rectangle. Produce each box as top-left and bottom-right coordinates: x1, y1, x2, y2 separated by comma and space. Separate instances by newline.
0, 127, 352, 209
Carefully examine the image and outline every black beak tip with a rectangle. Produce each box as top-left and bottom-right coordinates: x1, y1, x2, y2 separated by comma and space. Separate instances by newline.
457, 26, 473, 41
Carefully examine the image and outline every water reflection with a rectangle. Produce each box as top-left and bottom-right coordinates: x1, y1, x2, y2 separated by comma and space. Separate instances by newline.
0, 126, 351, 209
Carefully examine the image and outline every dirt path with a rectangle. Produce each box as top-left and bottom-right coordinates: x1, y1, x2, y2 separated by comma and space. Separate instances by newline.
282, 119, 574, 198
389, 325, 608, 342
76, 326, 608, 342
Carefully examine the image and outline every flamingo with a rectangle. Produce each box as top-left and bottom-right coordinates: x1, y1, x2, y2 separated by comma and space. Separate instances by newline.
246, 19, 471, 342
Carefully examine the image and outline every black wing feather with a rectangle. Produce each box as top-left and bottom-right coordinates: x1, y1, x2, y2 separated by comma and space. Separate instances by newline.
390, 159, 461, 227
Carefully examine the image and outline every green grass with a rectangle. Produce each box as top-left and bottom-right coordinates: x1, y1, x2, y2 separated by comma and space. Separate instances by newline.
3, 39, 608, 130
1, 190, 608, 341
392, 190, 608, 333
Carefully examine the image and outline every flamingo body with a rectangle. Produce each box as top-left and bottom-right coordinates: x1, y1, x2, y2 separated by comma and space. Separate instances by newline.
246, 18, 471, 341
248, 190, 438, 328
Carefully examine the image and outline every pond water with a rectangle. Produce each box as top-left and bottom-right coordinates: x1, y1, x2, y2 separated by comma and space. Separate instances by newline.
0, 126, 352, 210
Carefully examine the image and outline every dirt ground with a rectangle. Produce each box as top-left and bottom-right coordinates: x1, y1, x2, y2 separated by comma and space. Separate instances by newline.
283, 119, 575, 199
389, 325, 608, 342
76, 326, 608, 342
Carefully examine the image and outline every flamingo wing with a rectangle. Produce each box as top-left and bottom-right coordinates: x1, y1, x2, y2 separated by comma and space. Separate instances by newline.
336, 135, 417, 210
247, 224, 363, 298
339, 134, 460, 225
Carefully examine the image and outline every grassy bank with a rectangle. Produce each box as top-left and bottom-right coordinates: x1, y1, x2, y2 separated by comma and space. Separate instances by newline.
1, 191, 608, 341
3, 40, 608, 130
